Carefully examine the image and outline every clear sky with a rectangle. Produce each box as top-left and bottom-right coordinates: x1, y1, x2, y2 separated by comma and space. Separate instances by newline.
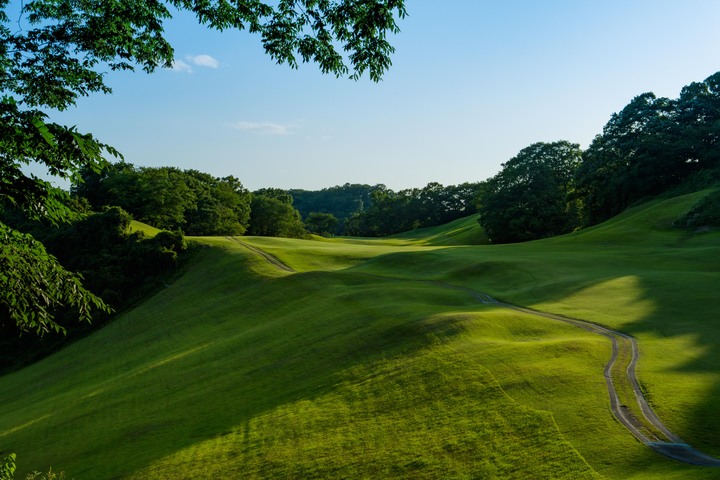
50, 1, 720, 192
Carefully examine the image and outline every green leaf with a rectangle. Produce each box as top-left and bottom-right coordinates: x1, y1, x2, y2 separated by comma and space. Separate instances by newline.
32, 116, 57, 147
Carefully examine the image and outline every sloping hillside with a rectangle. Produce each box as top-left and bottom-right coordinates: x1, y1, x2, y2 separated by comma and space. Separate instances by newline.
388, 214, 489, 246
1, 191, 718, 479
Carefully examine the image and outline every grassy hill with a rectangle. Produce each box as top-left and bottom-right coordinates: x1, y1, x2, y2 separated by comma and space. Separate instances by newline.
0, 191, 718, 478
130, 220, 162, 237
387, 214, 490, 246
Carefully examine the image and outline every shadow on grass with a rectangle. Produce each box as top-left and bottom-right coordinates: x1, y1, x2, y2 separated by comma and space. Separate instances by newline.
0, 246, 479, 478
4, 221, 719, 477
347, 230, 720, 472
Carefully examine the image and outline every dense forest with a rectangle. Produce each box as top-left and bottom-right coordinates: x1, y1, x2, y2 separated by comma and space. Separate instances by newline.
290, 72, 720, 243
70, 165, 485, 239
478, 71, 720, 243
290, 184, 375, 234
291, 182, 484, 236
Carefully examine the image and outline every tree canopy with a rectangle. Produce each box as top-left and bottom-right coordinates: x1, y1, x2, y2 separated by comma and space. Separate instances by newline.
1, 205, 187, 371
73, 163, 252, 235
345, 182, 483, 237
0, 0, 407, 335
305, 212, 339, 237
476, 72, 720, 243
576, 72, 720, 224
478, 141, 582, 244
290, 183, 375, 234
247, 190, 306, 238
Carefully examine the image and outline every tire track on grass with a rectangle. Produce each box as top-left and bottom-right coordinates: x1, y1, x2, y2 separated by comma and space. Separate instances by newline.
222, 238, 719, 466
477, 294, 720, 467
225, 237, 295, 273
354, 272, 720, 466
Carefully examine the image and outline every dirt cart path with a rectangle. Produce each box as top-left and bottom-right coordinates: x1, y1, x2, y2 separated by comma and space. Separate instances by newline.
494, 300, 720, 467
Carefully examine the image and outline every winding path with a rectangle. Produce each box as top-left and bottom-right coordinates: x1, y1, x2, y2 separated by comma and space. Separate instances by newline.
495, 301, 720, 466
225, 237, 296, 273
229, 238, 720, 466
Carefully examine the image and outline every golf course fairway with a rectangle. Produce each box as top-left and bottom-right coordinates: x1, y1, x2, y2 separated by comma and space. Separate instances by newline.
1, 190, 719, 479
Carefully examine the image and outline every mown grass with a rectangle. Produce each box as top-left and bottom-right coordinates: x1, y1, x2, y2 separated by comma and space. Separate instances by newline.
130, 310, 600, 479
130, 220, 162, 237
0, 247, 597, 479
351, 190, 720, 471
386, 214, 490, 246
1, 190, 718, 479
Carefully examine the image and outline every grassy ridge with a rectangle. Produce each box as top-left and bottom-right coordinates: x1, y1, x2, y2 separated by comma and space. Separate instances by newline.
0, 245, 597, 478
130, 220, 162, 237
387, 214, 490, 246
1, 190, 718, 478
351, 191, 720, 467
131, 309, 601, 479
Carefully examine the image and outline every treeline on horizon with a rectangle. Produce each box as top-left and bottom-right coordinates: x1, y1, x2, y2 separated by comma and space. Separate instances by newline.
71, 165, 484, 238
8, 70, 720, 248
66, 70, 720, 244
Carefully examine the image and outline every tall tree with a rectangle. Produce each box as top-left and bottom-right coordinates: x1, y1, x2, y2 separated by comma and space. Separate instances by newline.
184, 172, 251, 236
0, 0, 406, 334
345, 182, 485, 237
576, 93, 680, 224
247, 194, 306, 238
478, 141, 582, 244
305, 212, 339, 236
290, 183, 375, 234
136, 167, 196, 231
673, 72, 720, 171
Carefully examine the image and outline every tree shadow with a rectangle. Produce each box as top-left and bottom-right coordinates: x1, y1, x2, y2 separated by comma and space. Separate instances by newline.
0, 249, 479, 478
349, 236, 720, 467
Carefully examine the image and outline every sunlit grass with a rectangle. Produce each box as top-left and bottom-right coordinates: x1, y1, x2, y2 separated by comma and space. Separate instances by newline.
0, 190, 718, 478
387, 214, 490, 246
131, 320, 599, 479
130, 220, 162, 237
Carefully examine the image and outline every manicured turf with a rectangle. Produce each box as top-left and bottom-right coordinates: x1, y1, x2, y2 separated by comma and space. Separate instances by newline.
0, 190, 718, 478
130, 220, 162, 237
387, 214, 490, 246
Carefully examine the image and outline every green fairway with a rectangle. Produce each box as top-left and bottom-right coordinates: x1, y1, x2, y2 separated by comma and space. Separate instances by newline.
1, 190, 719, 478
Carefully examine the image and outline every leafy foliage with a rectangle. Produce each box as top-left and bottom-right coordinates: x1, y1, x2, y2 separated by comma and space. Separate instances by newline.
346, 182, 483, 236
0, 207, 188, 373
0, 221, 110, 335
478, 141, 582, 244
305, 212, 339, 236
0, 453, 15, 480
40, 207, 187, 302
290, 183, 376, 234
184, 171, 251, 236
73, 163, 251, 235
0, 453, 66, 480
476, 71, 720, 242
247, 192, 306, 238
576, 72, 720, 224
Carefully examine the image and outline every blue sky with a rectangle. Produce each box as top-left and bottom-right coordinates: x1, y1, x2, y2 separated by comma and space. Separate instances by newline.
51, 1, 720, 191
